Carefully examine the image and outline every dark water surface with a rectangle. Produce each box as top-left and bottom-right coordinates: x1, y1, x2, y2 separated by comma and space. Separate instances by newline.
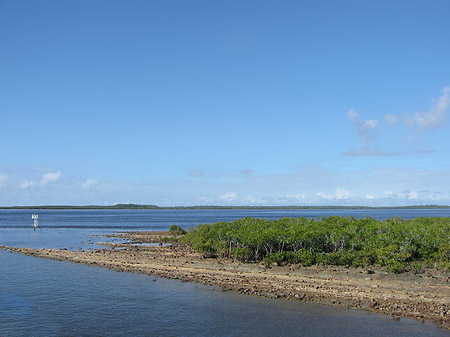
1, 209, 449, 336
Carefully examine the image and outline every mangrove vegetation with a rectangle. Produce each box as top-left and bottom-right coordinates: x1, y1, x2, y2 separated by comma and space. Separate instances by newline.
181, 216, 450, 273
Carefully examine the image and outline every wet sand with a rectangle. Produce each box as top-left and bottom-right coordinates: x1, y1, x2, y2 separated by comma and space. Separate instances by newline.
2, 231, 449, 329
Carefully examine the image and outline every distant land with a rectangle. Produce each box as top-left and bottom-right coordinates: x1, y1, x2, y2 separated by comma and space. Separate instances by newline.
1, 204, 450, 210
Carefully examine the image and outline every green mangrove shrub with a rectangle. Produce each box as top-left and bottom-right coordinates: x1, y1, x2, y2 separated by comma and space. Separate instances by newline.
169, 225, 187, 235
181, 216, 450, 273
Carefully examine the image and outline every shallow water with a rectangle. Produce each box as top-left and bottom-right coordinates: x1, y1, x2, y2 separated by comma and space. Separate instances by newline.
1, 209, 449, 336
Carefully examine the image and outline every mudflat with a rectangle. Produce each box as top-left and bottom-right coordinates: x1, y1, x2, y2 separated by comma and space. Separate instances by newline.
2, 231, 449, 329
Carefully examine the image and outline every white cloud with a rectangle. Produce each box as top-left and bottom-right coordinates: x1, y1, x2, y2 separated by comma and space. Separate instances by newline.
316, 192, 333, 200
346, 109, 379, 155
40, 172, 61, 185
316, 188, 351, 201
286, 193, 307, 200
335, 188, 351, 200
219, 192, 237, 202
81, 178, 99, 190
19, 180, 34, 189
3, 163, 450, 207
0, 174, 8, 187
405, 191, 419, 200
405, 86, 450, 130
243, 195, 258, 203
363, 120, 378, 128
198, 196, 214, 203
384, 191, 396, 198
17, 171, 61, 189
347, 109, 359, 122
430, 192, 442, 201
346, 87, 450, 156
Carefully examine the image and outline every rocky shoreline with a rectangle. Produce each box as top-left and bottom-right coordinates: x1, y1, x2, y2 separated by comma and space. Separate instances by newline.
2, 231, 449, 330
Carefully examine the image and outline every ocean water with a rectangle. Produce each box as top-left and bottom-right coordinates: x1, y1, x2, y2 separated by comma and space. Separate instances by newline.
1, 209, 449, 337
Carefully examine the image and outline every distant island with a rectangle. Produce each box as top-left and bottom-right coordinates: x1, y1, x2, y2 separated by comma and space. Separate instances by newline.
1, 203, 449, 210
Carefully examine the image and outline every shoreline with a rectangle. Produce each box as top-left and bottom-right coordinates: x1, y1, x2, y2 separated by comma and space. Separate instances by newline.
2, 231, 449, 330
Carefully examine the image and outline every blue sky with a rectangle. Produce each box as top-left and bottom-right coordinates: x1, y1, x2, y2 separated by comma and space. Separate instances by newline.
1, 0, 450, 206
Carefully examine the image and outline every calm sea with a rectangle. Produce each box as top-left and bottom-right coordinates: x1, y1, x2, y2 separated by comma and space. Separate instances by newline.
1, 209, 449, 337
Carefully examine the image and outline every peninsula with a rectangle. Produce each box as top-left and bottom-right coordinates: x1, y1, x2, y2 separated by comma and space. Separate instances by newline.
2, 216, 449, 330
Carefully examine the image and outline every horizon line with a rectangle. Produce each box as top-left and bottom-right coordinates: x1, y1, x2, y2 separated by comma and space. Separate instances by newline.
1, 204, 450, 210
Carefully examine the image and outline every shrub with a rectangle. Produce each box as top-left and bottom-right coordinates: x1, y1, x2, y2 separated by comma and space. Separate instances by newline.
411, 261, 423, 273
386, 260, 406, 274
438, 261, 450, 272
263, 251, 296, 267
169, 225, 186, 235
181, 216, 450, 274
294, 249, 316, 266
232, 247, 255, 262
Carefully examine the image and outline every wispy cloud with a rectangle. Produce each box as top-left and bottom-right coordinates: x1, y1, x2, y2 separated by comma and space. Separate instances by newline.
18, 171, 61, 189
416, 149, 437, 154
198, 196, 214, 203
344, 109, 391, 156
0, 174, 8, 188
346, 87, 450, 156
219, 192, 237, 202
212, 168, 254, 178
285, 193, 307, 200
189, 170, 205, 177
384, 114, 398, 126
350, 110, 379, 145
344, 148, 400, 157
2, 164, 450, 206
19, 180, 34, 189
316, 192, 333, 200
347, 109, 378, 149
317, 188, 351, 201
404, 87, 450, 131
335, 188, 351, 200
40, 172, 61, 185
403, 190, 419, 200
239, 168, 253, 175
81, 178, 99, 190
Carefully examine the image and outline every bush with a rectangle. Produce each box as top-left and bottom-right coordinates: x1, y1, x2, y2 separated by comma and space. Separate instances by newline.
192, 240, 215, 253
438, 261, 450, 272
232, 247, 254, 262
294, 249, 316, 266
181, 216, 450, 274
386, 260, 406, 274
411, 261, 423, 273
169, 225, 186, 235
263, 252, 296, 267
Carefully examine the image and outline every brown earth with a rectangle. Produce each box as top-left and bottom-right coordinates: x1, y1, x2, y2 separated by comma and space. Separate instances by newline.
1, 231, 449, 330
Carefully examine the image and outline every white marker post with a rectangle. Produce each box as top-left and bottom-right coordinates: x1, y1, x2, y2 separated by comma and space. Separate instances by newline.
32, 213, 39, 231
